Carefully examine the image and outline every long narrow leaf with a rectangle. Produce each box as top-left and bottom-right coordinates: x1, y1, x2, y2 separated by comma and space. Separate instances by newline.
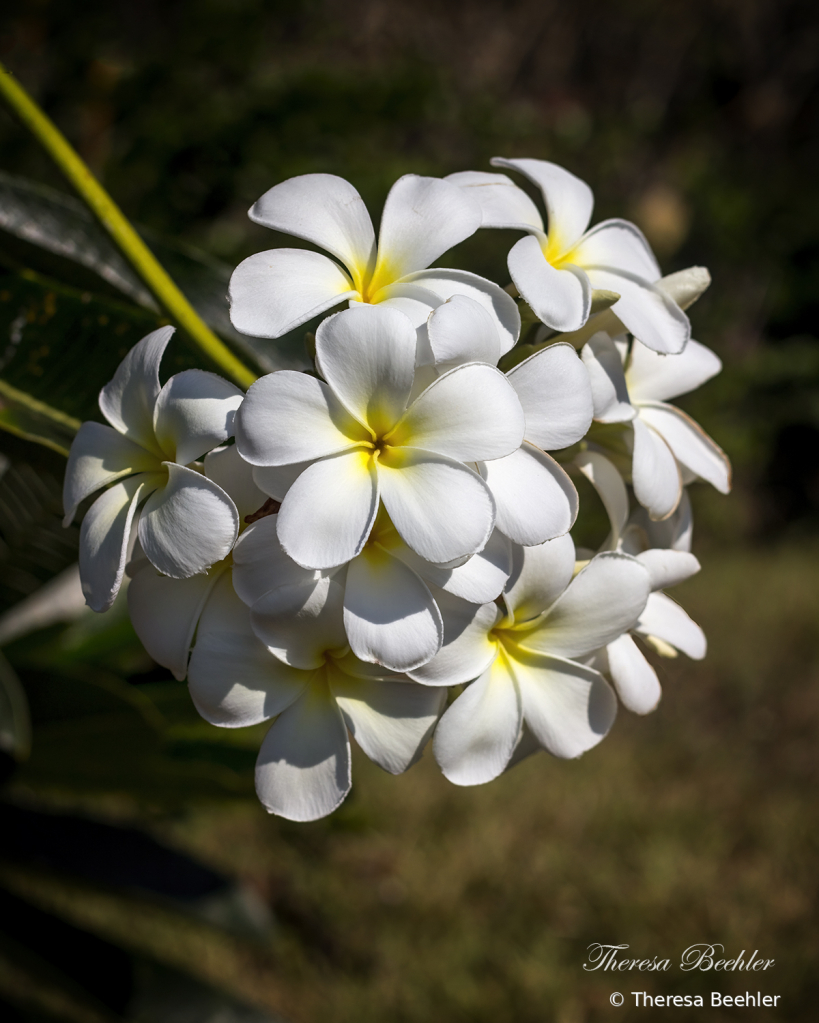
0, 378, 79, 455
0, 173, 309, 373
0, 272, 199, 424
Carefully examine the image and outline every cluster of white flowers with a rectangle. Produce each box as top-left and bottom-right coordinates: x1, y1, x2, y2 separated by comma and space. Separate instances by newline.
63, 161, 730, 821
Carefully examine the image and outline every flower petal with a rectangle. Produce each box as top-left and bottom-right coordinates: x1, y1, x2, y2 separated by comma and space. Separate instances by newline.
515, 651, 616, 758
631, 418, 682, 520
98, 326, 173, 451
637, 402, 731, 494
427, 294, 502, 368
393, 364, 524, 461
503, 532, 576, 624
248, 173, 376, 282
378, 447, 494, 564
138, 463, 239, 578
398, 269, 521, 355
277, 450, 379, 569
626, 338, 722, 403
251, 576, 348, 669
153, 370, 244, 466
229, 248, 357, 339
361, 281, 444, 330
128, 561, 224, 680
635, 549, 700, 591
581, 332, 635, 423
204, 444, 267, 522
236, 371, 366, 467
605, 633, 662, 715
507, 342, 594, 449
344, 545, 442, 671
432, 658, 522, 785
252, 461, 312, 502
574, 449, 629, 550
504, 722, 543, 771
79, 474, 153, 612
315, 305, 416, 434
232, 514, 320, 607
635, 591, 706, 659
63, 421, 158, 526
445, 170, 544, 231
374, 174, 482, 282
586, 267, 690, 355
399, 527, 512, 604
516, 551, 650, 659
656, 266, 711, 311
573, 219, 661, 281
508, 235, 590, 332
480, 443, 578, 546
408, 589, 502, 686
330, 668, 445, 774
187, 573, 308, 726
491, 158, 593, 250
631, 487, 693, 553
255, 673, 351, 821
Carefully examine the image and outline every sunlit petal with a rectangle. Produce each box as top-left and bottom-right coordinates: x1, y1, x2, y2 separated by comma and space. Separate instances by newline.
229, 248, 357, 338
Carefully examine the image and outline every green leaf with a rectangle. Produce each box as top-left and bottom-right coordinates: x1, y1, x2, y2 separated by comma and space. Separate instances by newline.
9, 666, 255, 804
0, 172, 309, 374
3, 605, 261, 802
0, 271, 197, 425
0, 377, 79, 456
0, 446, 80, 616
0, 169, 155, 309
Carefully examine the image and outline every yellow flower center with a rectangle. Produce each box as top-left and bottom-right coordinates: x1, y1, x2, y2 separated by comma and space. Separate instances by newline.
541, 229, 580, 269
352, 254, 398, 304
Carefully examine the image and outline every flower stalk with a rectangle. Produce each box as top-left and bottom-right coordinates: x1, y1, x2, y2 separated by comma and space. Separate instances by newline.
0, 62, 256, 389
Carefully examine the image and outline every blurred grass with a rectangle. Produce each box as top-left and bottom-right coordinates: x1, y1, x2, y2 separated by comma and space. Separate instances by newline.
21, 540, 801, 1023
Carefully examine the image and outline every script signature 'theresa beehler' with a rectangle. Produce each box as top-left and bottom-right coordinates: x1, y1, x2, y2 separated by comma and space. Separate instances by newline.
583, 944, 775, 973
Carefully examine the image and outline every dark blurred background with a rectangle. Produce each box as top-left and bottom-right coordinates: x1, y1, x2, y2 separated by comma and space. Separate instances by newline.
0, 2, 818, 1021
4, 0, 819, 541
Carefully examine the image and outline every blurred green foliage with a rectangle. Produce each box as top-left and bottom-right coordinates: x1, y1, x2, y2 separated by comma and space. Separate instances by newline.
2, 0, 817, 537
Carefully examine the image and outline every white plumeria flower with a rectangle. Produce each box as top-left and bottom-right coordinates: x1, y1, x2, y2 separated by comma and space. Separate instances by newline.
408, 536, 651, 785
187, 572, 445, 821
628, 488, 694, 554
421, 296, 593, 545
554, 266, 712, 352
581, 332, 731, 520
576, 450, 706, 714
127, 443, 268, 680
228, 172, 520, 351
236, 305, 526, 570
63, 327, 244, 611
446, 162, 690, 354
602, 550, 706, 714
232, 507, 512, 674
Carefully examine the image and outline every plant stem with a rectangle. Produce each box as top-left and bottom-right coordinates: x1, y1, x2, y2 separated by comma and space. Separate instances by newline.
0, 62, 256, 389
